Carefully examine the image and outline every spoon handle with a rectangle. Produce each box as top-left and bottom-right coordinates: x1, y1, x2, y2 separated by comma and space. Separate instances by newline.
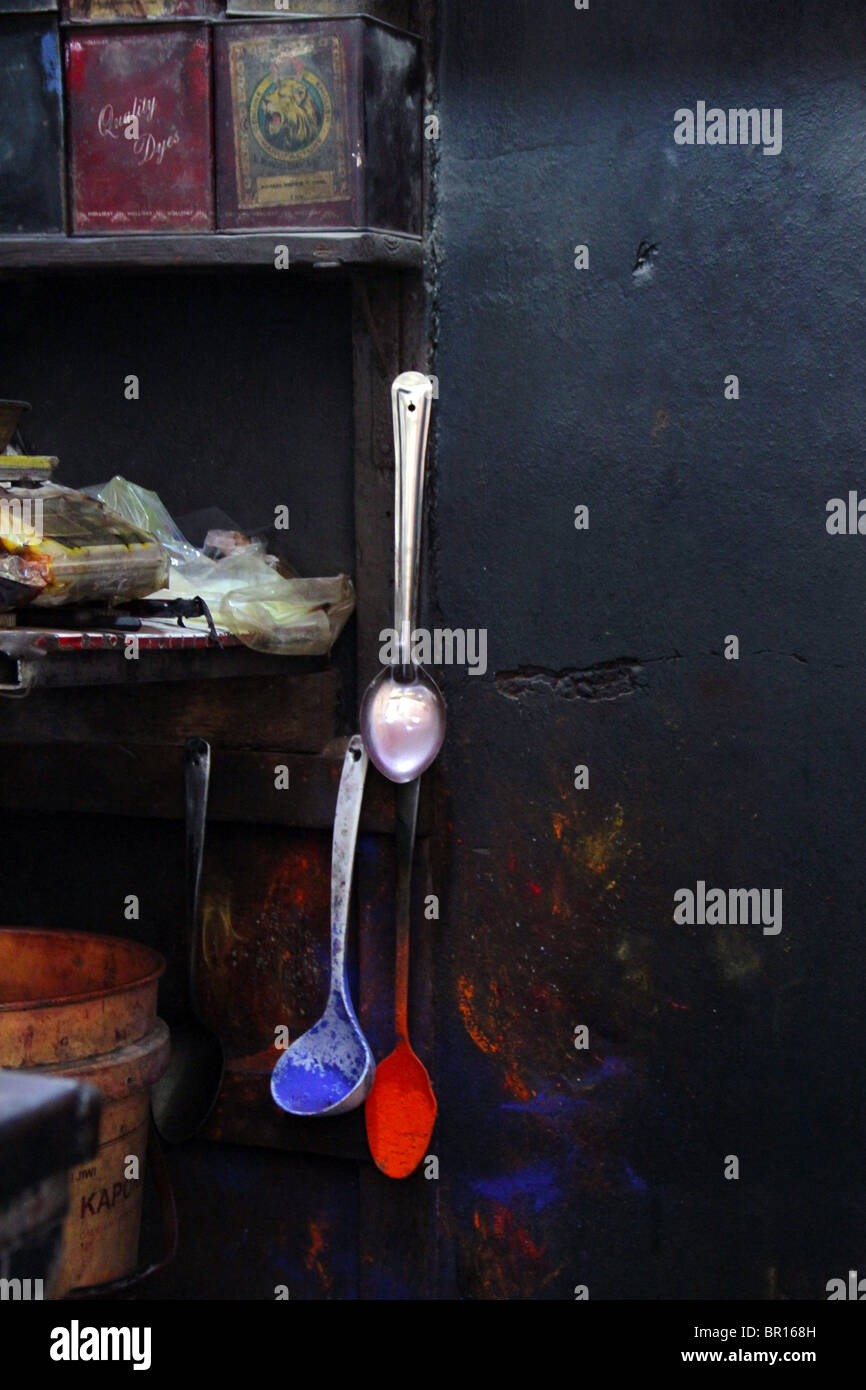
394, 776, 421, 1044
329, 736, 369, 1001
184, 736, 211, 1022
392, 371, 433, 669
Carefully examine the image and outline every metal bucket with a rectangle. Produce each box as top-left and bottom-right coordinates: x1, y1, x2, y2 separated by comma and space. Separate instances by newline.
0, 929, 168, 1296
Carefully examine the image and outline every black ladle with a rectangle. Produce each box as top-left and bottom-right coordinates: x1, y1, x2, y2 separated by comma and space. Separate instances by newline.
151, 738, 225, 1143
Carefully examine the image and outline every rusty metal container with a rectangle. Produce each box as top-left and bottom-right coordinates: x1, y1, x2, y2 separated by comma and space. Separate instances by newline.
214, 17, 423, 233
0, 929, 168, 1296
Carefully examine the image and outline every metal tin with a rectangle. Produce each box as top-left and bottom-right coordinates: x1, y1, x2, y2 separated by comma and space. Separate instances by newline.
0, 0, 58, 10
0, 928, 165, 1067
62, 0, 218, 22
0, 929, 168, 1297
214, 17, 422, 233
225, 1, 411, 22
65, 24, 214, 234
50, 1021, 170, 1295
0, 18, 66, 233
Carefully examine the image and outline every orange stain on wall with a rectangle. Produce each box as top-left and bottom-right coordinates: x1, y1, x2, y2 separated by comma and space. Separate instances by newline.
457, 976, 501, 1055
583, 803, 625, 875
470, 1204, 558, 1297
503, 1068, 532, 1100
551, 801, 632, 887
304, 1218, 332, 1292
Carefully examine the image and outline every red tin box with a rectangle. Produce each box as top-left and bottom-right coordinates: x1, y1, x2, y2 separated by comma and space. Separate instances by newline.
214, 18, 422, 233
65, 25, 214, 234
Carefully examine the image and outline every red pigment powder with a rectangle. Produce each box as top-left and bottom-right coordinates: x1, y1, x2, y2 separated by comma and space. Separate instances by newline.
365, 1044, 436, 1179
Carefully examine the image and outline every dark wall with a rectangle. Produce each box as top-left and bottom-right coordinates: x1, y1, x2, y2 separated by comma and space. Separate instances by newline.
433, 0, 866, 1298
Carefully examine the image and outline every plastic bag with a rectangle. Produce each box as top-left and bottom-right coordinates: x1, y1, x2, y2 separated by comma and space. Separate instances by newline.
84, 477, 199, 566
85, 476, 354, 656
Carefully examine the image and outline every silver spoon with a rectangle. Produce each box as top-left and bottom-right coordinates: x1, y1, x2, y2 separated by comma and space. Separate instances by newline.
360, 371, 446, 784
271, 736, 374, 1116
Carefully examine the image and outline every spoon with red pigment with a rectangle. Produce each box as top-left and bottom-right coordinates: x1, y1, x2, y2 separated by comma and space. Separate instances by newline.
364, 776, 436, 1177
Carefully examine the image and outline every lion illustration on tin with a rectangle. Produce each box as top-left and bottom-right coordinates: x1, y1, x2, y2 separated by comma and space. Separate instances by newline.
249, 56, 333, 163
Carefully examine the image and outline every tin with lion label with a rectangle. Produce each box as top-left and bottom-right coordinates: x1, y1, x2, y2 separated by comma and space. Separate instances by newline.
214, 17, 422, 233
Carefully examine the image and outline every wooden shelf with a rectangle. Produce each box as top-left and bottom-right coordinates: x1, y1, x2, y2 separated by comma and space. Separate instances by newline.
0, 230, 424, 274
0, 627, 333, 692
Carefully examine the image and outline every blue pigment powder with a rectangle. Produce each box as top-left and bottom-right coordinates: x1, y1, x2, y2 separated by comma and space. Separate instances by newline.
273, 1057, 352, 1113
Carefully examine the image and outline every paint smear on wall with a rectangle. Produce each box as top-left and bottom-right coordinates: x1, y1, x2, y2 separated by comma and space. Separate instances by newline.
457, 975, 501, 1054
304, 1217, 332, 1293
470, 1202, 560, 1297
41, 32, 62, 96
549, 801, 628, 881
472, 1164, 560, 1213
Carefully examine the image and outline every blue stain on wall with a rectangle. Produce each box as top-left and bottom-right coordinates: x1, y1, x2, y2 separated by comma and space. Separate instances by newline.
40, 33, 61, 97
576, 1056, 631, 1087
472, 1164, 560, 1213
624, 1163, 648, 1194
502, 1089, 590, 1116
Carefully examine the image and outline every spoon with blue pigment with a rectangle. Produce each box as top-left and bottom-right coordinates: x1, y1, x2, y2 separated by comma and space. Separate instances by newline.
271, 737, 374, 1117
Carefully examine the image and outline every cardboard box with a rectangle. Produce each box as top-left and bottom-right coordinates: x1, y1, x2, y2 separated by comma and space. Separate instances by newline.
214, 18, 422, 232
65, 24, 214, 233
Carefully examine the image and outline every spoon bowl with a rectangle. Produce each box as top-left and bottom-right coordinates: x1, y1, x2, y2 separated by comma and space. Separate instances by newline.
271, 993, 374, 1117
152, 1017, 225, 1143
360, 663, 445, 783
365, 1039, 436, 1178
